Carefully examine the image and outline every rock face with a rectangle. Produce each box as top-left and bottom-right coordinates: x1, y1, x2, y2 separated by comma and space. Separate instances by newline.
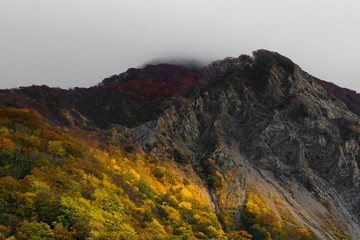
2, 50, 360, 239
111, 50, 360, 239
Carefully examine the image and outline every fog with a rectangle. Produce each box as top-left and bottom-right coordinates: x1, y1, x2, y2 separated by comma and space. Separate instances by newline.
1, 0, 360, 91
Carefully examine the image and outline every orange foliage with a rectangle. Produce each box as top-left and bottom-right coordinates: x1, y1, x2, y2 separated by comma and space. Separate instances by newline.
0, 137, 16, 151
40, 129, 64, 141
0, 108, 43, 129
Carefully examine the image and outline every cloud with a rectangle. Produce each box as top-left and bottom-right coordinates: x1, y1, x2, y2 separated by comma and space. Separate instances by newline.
0, 0, 360, 91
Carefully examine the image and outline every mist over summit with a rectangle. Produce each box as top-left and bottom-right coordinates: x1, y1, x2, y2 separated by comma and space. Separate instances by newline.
143, 57, 206, 70
1, 50, 360, 239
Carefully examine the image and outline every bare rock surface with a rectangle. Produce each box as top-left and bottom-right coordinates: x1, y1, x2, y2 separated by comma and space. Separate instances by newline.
111, 50, 360, 239
2, 50, 360, 239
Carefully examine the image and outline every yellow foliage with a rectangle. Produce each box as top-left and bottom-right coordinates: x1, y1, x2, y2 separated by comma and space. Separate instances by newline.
193, 213, 202, 220
163, 205, 182, 224
92, 188, 107, 203
0, 137, 16, 151
144, 219, 166, 234
272, 219, 282, 231
180, 187, 193, 200
127, 168, 140, 182
0, 127, 10, 136
135, 153, 143, 161
47, 140, 66, 157
179, 201, 192, 210
245, 191, 269, 216
143, 199, 156, 208
227, 230, 252, 239
196, 232, 207, 239
169, 195, 178, 204
165, 225, 174, 234
53, 222, 77, 240
206, 225, 226, 239
0, 109, 256, 239
88, 219, 106, 232
30, 179, 50, 193
297, 228, 311, 238
88, 230, 101, 239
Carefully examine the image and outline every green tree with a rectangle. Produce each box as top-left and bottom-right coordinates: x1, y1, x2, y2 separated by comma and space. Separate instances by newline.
15, 221, 53, 240
249, 224, 269, 240
53, 222, 77, 240
35, 190, 60, 224
47, 141, 66, 157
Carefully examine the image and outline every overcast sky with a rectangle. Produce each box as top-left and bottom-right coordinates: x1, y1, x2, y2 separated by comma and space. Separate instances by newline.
1, 0, 360, 91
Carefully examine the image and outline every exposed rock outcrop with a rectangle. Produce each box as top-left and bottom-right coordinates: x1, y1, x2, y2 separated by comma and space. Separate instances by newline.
2, 50, 360, 239
108, 50, 360, 239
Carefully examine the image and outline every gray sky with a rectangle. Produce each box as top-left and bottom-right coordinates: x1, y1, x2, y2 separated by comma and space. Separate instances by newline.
1, 0, 360, 91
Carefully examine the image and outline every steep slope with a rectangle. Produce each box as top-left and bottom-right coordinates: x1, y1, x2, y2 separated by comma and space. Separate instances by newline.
1, 50, 360, 239
0, 108, 229, 239
0, 64, 202, 129
316, 78, 360, 116
113, 50, 360, 239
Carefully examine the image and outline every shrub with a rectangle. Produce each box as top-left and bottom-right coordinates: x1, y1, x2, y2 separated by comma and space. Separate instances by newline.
15, 221, 53, 240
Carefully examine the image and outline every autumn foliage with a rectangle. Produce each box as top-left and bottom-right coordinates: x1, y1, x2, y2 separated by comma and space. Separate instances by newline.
0, 108, 322, 239
241, 188, 314, 240
0, 107, 230, 239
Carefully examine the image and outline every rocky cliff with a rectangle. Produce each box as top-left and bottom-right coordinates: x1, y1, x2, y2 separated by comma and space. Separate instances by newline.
1, 50, 360, 239
104, 50, 359, 239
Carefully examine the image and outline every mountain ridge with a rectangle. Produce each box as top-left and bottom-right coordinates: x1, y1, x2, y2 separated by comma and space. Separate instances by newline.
1, 50, 360, 239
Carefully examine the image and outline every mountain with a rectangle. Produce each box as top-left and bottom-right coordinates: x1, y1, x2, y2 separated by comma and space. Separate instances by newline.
1, 50, 360, 239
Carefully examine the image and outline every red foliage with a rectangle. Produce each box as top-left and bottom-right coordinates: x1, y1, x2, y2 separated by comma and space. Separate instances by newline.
0, 108, 44, 129
239, 54, 253, 62
119, 64, 200, 101
40, 129, 64, 141
316, 78, 360, 115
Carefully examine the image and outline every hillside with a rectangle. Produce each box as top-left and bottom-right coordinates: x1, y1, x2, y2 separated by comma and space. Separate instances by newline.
1, 50, 360, 239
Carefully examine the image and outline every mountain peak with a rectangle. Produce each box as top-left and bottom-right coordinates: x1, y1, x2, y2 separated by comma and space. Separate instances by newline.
1, 50, 360, 239
100, 63, 202, 86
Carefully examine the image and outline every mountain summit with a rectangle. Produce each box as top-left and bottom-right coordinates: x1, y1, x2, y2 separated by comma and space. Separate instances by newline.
1, 50, 360, 239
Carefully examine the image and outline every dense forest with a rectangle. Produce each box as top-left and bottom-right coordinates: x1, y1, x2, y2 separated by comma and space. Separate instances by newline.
2, 51, 359, 239
0, 108, 317, 239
